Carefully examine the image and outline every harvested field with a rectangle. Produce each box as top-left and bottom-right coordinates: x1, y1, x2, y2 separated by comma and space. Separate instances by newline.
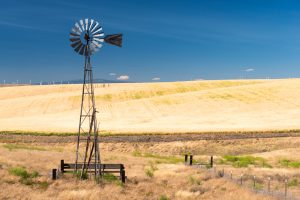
1, 79, 300, 134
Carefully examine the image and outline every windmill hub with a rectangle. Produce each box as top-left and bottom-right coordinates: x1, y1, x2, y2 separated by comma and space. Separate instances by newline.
84, 32, 90, 42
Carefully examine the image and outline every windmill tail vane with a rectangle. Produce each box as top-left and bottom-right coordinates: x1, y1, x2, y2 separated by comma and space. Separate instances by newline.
104, 34, 123, 47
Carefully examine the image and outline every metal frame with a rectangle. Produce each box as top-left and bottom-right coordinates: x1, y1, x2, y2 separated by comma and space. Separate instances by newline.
75, 43, 101, 179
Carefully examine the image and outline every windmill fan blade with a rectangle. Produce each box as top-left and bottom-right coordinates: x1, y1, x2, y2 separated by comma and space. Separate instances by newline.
71, 40, 82, 48
75, 23, 82, 33
70, 32, 80, 37
91, 22, 99, 33
89, 19, 94, 31
70, 37, 81, 42
79, 44, 86, 55
93, 33, 104, 38
75, 43, 83, 53
93, 38, 104, 43
85, 18, 89, 30
104, 34, 122, 47
92, 41, 102, 48
71, 28, 81, 35
92, 27, 102, 34
80, 19, 85, 31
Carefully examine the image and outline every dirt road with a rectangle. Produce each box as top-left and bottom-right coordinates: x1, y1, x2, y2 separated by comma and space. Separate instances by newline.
1, 132, 300, 143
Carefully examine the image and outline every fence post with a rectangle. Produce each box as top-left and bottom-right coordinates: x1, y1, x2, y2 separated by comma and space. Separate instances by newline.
184, 155, 188, 163
60, 160, 65, 173
268, 177, 271, 193
285, 178, 288, 200
230, 171, 232, 180
253, 176, 256, 189
189, 155, 193, 166
120, 167, 126, 183
240, 174, 243, 185
210, 156, 213, 168
52, 169, 57, 180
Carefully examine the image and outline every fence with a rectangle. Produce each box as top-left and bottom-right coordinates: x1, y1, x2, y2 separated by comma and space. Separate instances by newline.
186, 155, 300, 200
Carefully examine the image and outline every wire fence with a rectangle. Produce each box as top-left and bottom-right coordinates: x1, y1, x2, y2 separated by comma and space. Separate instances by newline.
201, 166, 300, 200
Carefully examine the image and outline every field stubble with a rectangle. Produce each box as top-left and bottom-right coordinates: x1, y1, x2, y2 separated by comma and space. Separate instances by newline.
1, 136, 300, 199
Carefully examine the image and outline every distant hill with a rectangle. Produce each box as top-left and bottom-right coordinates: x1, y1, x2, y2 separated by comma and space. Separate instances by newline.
31, 78, 132, 85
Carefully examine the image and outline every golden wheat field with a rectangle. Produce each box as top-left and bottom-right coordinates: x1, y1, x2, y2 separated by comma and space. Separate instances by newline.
1, 79, 300, 134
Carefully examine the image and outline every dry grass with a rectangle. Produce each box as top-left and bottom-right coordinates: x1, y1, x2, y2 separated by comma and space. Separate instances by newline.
0, 138, 288, 200
1, 79, 300, 134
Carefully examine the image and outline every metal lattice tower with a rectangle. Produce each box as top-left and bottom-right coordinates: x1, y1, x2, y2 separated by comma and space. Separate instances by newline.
69, 18, 122, 179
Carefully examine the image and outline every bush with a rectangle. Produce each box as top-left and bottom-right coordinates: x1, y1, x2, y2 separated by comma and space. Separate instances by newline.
103, 173, 118, 182
254, 183, 263, 190
279, 159, 300, 168
159, 195, 169, 200
222, 155, 271, 168
31, 171, 39, 178
288, 178, 299, 187
9, 167, 44, 187
145, 169, 154, 178
9, 167, 30, 179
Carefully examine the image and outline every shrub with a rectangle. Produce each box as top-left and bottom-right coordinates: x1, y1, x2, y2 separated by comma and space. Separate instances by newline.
254, 183, 263, 190
288, 178, 299, 187
159, 195, 169, 200
9, 167, 30, 179
145, 169, 154, 178
279, 159, 300, 168
9, 167, 43, 187
31, 171, 39, 178
103, 173, 118, 182
222, 155, 271, 168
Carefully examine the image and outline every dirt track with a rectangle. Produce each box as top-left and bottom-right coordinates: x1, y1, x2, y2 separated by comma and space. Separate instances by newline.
1, 132, 300, 143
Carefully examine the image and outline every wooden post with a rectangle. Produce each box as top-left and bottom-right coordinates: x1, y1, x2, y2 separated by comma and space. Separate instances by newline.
184, 155, 188, 163
210, 156, 213, 168
120, 165, 125, 183
52, 169, 57, 180
189, 155, 193, 165
61, 160, 65, 173
121, 170, 126, 183
268, 177, 271, 193
230, 171, 232, 179
240, 174, 243, 185
253, 176, 256, 188
285, 178, 288, 200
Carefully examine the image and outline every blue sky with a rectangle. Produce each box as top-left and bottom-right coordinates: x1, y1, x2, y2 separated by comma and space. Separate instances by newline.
0, 0, 300, 83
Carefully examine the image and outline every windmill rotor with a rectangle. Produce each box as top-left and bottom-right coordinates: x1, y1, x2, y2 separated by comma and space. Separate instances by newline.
70, 18, 105, 56
70, 18, 122, 56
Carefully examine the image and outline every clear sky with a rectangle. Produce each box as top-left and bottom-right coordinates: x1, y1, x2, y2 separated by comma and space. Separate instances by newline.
0, 0, 300, 83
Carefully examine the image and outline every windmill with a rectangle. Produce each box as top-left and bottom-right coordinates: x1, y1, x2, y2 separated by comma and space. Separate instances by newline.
69, 18, 122, 179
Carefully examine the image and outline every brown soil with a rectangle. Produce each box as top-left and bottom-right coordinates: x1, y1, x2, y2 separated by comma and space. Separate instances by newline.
1, 132, 300, 143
